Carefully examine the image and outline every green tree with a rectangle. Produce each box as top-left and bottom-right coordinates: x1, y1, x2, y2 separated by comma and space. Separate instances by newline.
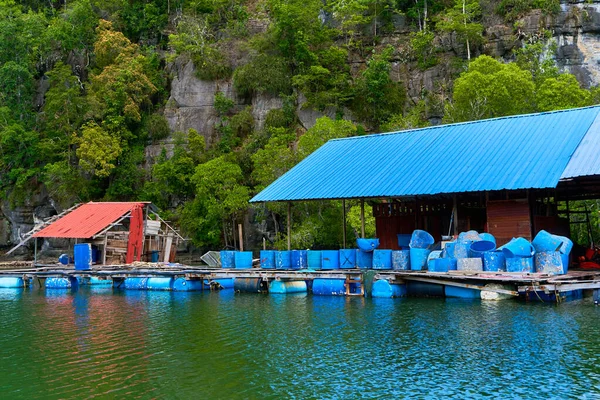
297, 117, 357, 159
252, 128, 296, 190
0, 61, 34, 122
436, 0, 483, 60
76, 122, 122, 177
445, 55, 535, 122
536, 74, 589, 112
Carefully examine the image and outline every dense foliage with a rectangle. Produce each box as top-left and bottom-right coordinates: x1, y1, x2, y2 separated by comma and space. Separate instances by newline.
1, 0, 598, 250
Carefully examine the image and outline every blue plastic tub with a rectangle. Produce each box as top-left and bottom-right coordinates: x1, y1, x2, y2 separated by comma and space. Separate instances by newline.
505, 256, 534, 273
307, 250, 322, 270
372, 280, 407, 298
321, 250, 340, 270
501, 238, 535, 258
356, 238, 380, 252
372, 250, 393, 270
260, 250, 276, 269
291, 250, 308, 270
269, 280, 307, 294
409, 230, 435, 249
276, 251, 292, 270
146, 277, 174, 291
532, 230, 564, 253
339, 249, 356, 269
483, 251, 506, 272
479, 233, 496, 246
58, 254, 70, 265
392, 250, 410, 270
173, 278, 204, 291
443, 242, 456, 258
356, 250, 373, 269
150, 250, 160, 262
312, 278, 346, 295
428, 258, 456, 272
74, 243, 92, 270
410, 248, 431, 270
220, 251, 236, 269
453, 240, 472, 259
235, 251, 253, 269
397, 234, 411, 248
469, 240, 496, 259
534, 251, 563, 274
458, 230, 481, 241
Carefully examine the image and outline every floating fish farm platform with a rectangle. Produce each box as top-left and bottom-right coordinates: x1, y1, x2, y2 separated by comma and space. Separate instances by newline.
1, 263, 600, 303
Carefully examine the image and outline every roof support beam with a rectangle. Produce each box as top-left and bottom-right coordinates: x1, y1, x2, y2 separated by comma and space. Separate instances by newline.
360, 199, 365, 239
342, 199, 347, 249
287, 202, 292, 251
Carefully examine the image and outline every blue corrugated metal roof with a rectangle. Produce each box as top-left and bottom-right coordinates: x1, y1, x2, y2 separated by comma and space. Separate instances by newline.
561, 111, 600, 179
251, 106, 600, 202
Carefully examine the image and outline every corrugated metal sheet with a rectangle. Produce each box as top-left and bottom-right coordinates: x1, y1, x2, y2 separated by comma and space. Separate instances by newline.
33, 202, 145, 239
251, 106, 600, 202
561, 111, 600, 179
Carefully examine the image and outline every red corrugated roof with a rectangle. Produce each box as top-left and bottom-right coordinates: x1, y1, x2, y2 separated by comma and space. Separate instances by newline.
33, 202, 146, 239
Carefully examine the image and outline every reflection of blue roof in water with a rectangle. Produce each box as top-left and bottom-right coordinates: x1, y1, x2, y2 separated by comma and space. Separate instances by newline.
251, 106, 600, 202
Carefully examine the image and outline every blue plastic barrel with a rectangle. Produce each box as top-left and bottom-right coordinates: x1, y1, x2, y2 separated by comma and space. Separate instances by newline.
275, 251, 292, 270
429, 258, 456, 272
469, 240, 496, 259
372, 280, 407, 298
321, 250, 340, 270
307, 250, 322, 270
0, 277, 24, 288
235, 251, 253, 269
501, 238, 535, 258
372, 249, 392, 270
397, 234, 411, 248
483, 251, 506, 272
269, 280, 307, 294
234, 278, 265, 293
45, 276, 78, 289
207, 278, 235, 289
445, 286, 481, 299
173, 278, 204, 291
406, 281, 444, 297
312, 279, 346, 295
555, 235, 573, 274
150, 250, 159, 262
459, 230, 481, 241
58, 254, 70, 265
147, 277, 174, 291
534, 251, 563, 274
453, 240, 472, 259
339, 249, 356, 269
123, 277, 148, 290
479, 233, 496, 246
532, 230, 564, 253
220, 251, 236, 269
291, 250, 308, 270
89, 277, 112, 285
410, 248, 431, 270
409, 230, 435, 249
356, 238, 380, 252
74, 243, 92, 270
392, 250, 410, 270
260, 250, 276, 269
505, 256, 534, 273
443, 242, 456, 258
356, 250, 373, 269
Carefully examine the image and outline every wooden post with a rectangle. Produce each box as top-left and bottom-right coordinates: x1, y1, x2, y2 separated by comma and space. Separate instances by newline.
453, 195, 459, 236
287, 202, 292, 251
34, 238, 37, 265
360, 199, 365, 238
263, 237, 266, 251
103, 234, 108, 265
342, 199, 347, 249
238, 223, 244, 252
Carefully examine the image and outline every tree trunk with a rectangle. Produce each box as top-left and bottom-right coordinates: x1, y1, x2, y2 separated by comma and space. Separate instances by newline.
463, 0, 471, 60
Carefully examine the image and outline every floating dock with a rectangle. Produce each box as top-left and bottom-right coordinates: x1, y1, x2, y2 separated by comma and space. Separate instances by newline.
1, 263, 600, 303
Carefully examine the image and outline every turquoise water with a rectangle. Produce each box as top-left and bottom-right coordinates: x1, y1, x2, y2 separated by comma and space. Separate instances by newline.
1, 287, 600, 399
